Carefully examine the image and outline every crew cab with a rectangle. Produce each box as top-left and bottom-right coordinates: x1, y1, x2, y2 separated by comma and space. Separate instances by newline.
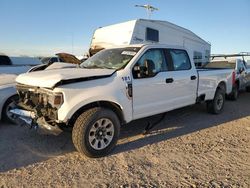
11, 44, 234, 157
205, 57, 250, 100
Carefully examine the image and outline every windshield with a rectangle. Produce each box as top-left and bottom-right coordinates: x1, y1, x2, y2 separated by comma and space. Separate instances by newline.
80, 47, 141, 70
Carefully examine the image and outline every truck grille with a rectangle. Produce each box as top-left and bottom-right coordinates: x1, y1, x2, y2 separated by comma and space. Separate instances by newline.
16, 84, 57, 120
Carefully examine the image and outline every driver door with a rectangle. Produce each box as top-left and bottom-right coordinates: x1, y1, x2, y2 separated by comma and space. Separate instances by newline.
132, 48, 170, 119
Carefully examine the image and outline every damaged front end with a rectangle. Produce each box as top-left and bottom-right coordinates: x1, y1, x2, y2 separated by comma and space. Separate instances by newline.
10, 84, 64, 135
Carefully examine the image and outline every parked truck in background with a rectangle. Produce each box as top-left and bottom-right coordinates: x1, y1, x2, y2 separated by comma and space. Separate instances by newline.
0, 53, 41, 74
0, 54, 41, 123
205, 53, 250, 100
90, 19, 211, 67
11, 44, 234, 157
0, 52, 83, 123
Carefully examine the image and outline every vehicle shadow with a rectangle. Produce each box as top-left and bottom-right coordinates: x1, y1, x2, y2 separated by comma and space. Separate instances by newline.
114, 92, 250, 155
0, 92, 249, 172
0, 123, 74, 172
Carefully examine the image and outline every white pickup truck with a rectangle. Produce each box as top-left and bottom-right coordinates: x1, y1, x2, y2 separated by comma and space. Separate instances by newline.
11, 44, 234, 157
206, 55, 250, 100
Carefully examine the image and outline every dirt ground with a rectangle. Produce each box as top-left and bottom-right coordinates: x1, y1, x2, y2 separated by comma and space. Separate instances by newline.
0, 93, 250, 187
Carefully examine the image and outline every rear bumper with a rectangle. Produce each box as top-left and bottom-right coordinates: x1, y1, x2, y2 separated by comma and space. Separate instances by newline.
10, 108, 63, 136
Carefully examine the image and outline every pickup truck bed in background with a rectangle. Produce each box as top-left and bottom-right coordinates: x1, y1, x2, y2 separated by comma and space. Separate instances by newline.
204, 57, 250, 100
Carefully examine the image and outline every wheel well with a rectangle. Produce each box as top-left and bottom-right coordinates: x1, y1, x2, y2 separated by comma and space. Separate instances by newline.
217, 81, 226, 92
68, 101, 125, 127
1, 94, 18, 119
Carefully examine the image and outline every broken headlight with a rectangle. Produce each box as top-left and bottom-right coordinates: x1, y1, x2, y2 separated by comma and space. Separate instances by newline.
47, 92, 64, 108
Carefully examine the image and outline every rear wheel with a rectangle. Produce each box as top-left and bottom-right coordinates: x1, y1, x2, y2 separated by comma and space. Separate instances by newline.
207, 88, 225, 114
72, 107, 120, 158
2, 95, 18, 123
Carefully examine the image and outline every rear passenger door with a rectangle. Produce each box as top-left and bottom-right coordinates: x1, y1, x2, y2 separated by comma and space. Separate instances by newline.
165, 49, 198, 108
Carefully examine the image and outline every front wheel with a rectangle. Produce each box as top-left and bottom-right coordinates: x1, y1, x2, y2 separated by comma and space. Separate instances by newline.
207, 88, 225, 114
72, 107, 120, 158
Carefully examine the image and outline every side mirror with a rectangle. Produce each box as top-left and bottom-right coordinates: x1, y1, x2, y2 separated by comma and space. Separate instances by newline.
239, 67, 244, 74
133, 59, 155, 78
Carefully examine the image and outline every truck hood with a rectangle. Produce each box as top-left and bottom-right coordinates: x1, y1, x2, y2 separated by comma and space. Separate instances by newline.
16, 68, 115, 88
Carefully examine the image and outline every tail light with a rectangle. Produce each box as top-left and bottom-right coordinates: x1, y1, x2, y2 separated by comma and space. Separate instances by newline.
232, 71, 236, 85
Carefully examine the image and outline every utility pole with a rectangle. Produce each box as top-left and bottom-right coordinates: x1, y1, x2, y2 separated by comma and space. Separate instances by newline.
135, 4, 159, 19
71, 32, 74, 54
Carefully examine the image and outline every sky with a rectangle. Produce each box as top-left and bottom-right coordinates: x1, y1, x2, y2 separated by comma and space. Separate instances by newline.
0, 0, 249, 56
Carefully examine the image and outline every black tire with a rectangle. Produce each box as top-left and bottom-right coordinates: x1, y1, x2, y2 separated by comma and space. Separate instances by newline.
2, 95, 18, 123
207, 88, 225, 114
72, 107, 120, 158
228, 84, 239, 101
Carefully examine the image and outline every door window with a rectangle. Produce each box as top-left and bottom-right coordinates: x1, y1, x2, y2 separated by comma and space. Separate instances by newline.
134, 49, 167, 78
170, 50, 191, 71
237, 61, 245, 73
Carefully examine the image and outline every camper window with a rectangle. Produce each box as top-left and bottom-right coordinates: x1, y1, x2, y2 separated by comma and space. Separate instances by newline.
170, 49, 191, 71
204, 50, 210, 65
146, 28, 159, 42
193, 51, 203, 67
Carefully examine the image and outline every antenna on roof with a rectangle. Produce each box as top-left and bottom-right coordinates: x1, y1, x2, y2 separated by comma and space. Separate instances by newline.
135, 4, 159, 19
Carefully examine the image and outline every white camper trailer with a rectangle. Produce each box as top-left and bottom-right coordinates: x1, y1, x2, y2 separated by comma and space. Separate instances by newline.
90, 19, 211, 67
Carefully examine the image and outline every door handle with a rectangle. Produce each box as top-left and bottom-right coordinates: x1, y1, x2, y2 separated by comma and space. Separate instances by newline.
191, 75, 197, 80
166, 78, 174, 83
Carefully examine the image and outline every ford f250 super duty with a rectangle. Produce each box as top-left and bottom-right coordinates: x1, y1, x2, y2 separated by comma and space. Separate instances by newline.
11, 44, 234, 157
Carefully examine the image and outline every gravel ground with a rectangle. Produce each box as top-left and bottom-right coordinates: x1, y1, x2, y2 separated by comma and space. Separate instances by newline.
0, 92, 250, 187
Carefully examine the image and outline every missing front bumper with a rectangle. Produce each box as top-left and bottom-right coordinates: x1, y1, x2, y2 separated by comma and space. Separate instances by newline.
10, 108, 63, 136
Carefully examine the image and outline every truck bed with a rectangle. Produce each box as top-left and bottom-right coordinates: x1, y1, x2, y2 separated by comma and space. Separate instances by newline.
197, 68, 233, 100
